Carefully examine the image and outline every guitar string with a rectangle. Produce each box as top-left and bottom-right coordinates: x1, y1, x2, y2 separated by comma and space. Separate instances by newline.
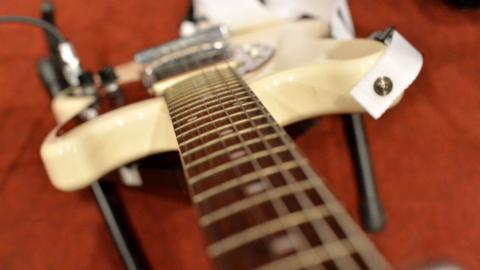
169, 49, 286, 265
212, 64, 361, 269
192, 58, 314, 266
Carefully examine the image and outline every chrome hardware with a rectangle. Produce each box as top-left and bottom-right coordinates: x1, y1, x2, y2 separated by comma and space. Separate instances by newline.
142, 41, 274, 88
373, 76, 393, 96
58, 42, 82, 87
79, 107, 99, 120
231, 43, 275, 75
369, 28, 396, 96
134, 25, 229, 64
370, 27, 395, 45
118, 163, 143, 187
142, 41, 230, 88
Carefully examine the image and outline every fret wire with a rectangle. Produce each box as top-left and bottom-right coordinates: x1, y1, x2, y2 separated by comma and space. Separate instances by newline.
175, 104, 255, 131
167, 78, 217, 106
256, 235, 375, 270
168, 81, 228, 107
187, 145, 290, 185
178, 112, 264, 151
199, 180, 314, 227
190, 64, 312, 266
174, 99, 256, 126
168, 79, 241, 105
169, 76, 229, 96
170, 90, 248, 120
177, 104, 261, 144
174, 106, 256, 132
206, 204, 341, 258
194, 159, 308, 203
185, 132, 278, 170
192, 160, 306, 204
172, 55, 279, 263
212, 65, 361, 269
169, 85, 245, 114
181, 123, 271, 158
165, 65, 234, 98
171, 94, 252, 122
176, 98, 257, 127
207, 64, 314, 268
169, 82, 244, 110
174, 106, 260, 133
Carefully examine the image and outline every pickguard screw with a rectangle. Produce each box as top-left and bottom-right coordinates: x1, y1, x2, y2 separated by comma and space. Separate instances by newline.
373, 76, 393, 96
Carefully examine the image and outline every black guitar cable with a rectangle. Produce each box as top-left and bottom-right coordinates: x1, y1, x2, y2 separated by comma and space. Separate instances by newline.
0, 15, 65, 42
0, 15, 82, 86
1, 13, 148, 269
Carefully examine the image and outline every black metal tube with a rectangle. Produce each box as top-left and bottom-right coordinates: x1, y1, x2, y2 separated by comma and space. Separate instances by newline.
40, 0, 60, 54
344, 114, 386, 232
38, 2, 149, 268
91, 181, 150, 270
37, 58, 63, 97
38, 0, 69, 92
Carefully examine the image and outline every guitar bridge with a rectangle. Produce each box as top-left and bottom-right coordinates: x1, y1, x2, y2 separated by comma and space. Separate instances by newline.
134, 25, 229, 64
142, 41, 274, 88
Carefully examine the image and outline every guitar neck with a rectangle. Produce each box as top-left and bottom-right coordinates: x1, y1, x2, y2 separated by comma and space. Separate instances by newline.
163, 63, 390, 270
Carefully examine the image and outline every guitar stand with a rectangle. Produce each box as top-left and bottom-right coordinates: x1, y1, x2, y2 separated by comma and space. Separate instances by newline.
90, 181, 150, 270
343, 114, 386, 232
37, 2, 150, 269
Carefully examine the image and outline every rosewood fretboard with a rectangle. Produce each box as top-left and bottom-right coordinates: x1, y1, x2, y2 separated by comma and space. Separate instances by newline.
163, 64, 390, 270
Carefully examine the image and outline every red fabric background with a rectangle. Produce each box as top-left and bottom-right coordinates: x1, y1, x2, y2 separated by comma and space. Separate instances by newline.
0, 0, 479, 269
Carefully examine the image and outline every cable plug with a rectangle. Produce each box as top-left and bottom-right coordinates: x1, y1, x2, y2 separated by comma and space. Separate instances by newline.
58, 41, 82, 87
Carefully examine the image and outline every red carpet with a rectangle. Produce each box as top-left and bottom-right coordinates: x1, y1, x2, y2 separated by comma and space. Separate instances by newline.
0, 0, 479, 269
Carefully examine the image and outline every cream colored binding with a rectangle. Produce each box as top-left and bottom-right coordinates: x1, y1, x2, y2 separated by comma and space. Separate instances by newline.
41, 20, 392, 191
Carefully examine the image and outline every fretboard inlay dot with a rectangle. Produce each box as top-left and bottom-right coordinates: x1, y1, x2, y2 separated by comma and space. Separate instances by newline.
245, 182, 265, 195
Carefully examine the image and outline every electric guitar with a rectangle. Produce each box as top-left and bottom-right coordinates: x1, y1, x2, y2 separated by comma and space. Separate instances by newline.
41, 19, 397, 269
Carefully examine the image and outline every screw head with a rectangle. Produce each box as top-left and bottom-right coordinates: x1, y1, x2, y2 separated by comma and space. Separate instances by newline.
373, 76, 393, 96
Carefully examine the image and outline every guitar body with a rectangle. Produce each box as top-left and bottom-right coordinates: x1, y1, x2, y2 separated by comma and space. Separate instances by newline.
41, 19, 388, 191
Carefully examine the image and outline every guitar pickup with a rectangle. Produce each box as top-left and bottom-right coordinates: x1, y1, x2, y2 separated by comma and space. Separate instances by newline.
134, 25, 229, 64
142, 40, 231, 88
